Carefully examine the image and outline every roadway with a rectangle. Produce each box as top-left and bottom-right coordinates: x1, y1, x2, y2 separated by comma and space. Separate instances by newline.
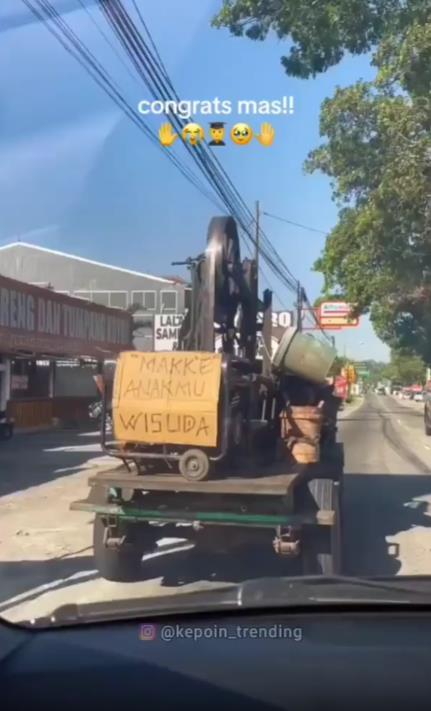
1, 393, 431, 623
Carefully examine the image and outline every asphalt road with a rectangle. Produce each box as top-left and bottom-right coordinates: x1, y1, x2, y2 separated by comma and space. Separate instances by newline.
341, 393, 431, 577
1, 393, 431, 623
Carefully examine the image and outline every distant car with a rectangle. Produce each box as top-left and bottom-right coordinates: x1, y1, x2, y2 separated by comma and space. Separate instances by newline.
376, 386, 386, 395
414, 392, 424, 402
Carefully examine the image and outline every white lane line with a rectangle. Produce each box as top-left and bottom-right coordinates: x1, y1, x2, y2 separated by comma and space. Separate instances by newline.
425, 445, 430, 451
0, 570, 97, 609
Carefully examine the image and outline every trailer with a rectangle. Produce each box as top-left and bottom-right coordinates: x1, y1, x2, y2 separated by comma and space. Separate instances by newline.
70, 215, 343, 582
70, 442, 343, 582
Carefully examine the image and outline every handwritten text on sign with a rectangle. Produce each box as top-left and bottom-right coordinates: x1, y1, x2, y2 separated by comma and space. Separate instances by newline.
113, 351, 222, 447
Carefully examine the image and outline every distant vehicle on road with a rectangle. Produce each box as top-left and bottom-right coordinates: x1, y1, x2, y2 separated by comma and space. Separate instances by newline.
414, 391, 424, 402
376, 386, 386, 395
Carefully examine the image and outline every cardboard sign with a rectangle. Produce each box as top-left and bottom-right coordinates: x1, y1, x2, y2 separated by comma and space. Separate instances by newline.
113, 351, 222, 447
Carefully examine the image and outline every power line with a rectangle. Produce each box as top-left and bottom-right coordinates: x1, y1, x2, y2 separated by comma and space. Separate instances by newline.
96, 0, 301, 295
23, 0, 324, 320
263, 211, 328, 235
23, 0, 225, 212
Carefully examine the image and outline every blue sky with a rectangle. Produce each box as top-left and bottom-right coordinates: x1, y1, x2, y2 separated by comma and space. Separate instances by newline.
0, 0, 390, 361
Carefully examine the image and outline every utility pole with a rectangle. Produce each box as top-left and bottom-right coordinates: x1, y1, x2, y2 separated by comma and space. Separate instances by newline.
255, 200, 260, 275
296, 283, 303, 332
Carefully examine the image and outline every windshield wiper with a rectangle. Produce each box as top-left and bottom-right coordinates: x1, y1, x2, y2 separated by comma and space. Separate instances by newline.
26, 575, 431, 627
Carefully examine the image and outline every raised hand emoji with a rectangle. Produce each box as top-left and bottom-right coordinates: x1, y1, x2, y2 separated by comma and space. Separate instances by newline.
255, 122, 275, 147
159, 123, 179, 147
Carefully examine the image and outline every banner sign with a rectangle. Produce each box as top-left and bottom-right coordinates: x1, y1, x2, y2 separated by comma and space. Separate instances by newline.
0, 274, 132, 357
154, 314, 184, 351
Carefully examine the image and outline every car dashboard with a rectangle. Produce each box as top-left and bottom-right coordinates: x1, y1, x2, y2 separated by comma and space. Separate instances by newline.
2, 606, 431, 710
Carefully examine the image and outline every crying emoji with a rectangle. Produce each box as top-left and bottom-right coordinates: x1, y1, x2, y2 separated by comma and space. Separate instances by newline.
182, 122, 205, 146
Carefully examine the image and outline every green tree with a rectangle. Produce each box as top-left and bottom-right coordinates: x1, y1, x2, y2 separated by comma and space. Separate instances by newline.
328, 355, 348, 376
212, 1, 429, 78
306, 21, 431, 361
213, 2, 431, 361
380, 351, 426, 384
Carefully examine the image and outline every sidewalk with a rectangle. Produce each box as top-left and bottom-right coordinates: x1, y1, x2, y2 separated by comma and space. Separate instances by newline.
339, 396, 364, 419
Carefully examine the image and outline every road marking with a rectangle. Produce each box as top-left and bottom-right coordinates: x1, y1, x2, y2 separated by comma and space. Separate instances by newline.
425, 446, 430, 451
0, 570, 96, 611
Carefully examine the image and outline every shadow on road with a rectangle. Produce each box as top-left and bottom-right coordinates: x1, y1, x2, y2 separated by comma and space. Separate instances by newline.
0, 551, 99, 612
0, 430, 109, 497
159, 543, 299, 588
343, 473, 431, 576
0, 540, 298, 615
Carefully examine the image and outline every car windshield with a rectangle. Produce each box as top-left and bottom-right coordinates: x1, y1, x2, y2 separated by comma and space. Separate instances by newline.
1, 0, 431, 627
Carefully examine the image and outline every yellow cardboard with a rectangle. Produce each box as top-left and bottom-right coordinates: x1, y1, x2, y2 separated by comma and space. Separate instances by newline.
112, 351, 222, 447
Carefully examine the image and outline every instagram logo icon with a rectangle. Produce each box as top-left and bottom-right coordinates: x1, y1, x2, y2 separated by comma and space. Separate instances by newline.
140, 624, 156, 641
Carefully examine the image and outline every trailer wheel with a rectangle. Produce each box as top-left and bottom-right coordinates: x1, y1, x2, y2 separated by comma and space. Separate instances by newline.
91, 488, 157, 582
302, 478, 342, 575
179, 449, 210, 481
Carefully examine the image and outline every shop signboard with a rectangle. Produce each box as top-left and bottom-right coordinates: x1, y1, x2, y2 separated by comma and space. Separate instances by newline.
154, 314, 184, 351
0, 274, 132, 358
319, 302, 359, 328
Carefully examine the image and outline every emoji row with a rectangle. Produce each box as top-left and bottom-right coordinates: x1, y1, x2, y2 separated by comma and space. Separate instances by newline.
159, 122, 276, 147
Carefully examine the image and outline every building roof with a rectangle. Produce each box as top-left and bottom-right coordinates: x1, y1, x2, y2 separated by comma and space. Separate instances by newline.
161, 275, 189, 285
0, 242, 175, 285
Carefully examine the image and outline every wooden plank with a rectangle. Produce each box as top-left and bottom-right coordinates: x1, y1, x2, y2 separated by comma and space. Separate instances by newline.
88, 469, 302, 495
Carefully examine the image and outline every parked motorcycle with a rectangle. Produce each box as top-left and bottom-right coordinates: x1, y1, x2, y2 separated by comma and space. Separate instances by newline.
0, 410, 14, 440
88, 400, 112, 432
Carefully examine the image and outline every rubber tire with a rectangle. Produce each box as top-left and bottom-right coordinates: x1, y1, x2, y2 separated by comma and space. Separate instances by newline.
302, 478, 342, 575
91, 487, 156, 582
179, 449, 211, 481
93, 515, 148, 582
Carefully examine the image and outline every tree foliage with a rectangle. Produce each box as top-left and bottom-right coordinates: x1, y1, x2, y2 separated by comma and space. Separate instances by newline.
212, 1, 429, 78
306, 19, 431, 361
380, 351, 426, 384
213, 1, 431, 362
